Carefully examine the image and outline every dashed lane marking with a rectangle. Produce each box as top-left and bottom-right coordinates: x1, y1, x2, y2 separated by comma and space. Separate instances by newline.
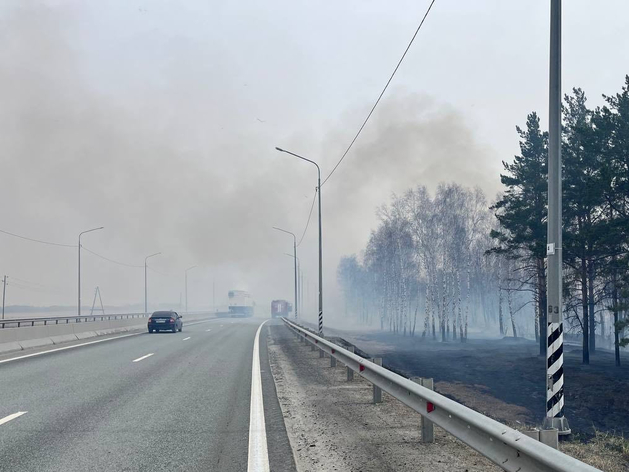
132, 353, 154, 363
0, 412, 27, 426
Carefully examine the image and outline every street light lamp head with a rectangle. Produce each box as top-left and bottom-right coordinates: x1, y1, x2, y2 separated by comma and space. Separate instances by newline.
275, 147, 284, 152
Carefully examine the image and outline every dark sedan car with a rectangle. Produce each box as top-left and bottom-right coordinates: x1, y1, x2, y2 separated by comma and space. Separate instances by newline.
148, 311, 183, 333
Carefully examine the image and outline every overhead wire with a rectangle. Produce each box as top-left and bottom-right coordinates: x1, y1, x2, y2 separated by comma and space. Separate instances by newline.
81, 246, 144, 268
297, 189, 317, 247
0, 228, 76, 248
320, 0, 437, 187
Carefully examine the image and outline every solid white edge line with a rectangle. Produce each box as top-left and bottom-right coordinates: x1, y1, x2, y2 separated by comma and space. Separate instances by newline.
0, 411, 27, 426
182, 337, 191, 341
132, 353, 154, 363
0, 332, 142, 365
206, 329, 212, 332
247, 320, 270, 472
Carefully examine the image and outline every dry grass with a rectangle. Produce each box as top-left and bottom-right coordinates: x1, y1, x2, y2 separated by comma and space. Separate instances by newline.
560, 430, 629, 472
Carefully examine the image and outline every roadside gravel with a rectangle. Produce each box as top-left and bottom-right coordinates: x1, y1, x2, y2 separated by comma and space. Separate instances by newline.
267, 324, 500, 472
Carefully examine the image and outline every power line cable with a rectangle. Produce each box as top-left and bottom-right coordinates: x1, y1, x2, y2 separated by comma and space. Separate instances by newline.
0, 228, 76, 248
81, 246, 144, 268
297, 189, 317, 247
321, 0, 437, 187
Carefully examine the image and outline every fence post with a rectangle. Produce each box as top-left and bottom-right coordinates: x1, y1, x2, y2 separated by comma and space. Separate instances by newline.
372, 358, 382, 403
347, 346, 355, 381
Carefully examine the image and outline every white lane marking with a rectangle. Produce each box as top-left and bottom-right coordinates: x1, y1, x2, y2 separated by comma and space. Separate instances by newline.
0, 332, 142, 365
247, 320, 270, 472
0, 411, 27, 426
132, 353, 154, 363
205, 329, 212, 332
182, 337, 191, 341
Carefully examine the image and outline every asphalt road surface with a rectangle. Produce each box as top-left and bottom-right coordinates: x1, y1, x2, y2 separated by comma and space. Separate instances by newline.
0, 317, 295, 472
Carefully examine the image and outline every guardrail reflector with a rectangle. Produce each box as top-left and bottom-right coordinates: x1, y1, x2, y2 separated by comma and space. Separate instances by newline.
359, 365, 365, 372
427, 402, 435, 413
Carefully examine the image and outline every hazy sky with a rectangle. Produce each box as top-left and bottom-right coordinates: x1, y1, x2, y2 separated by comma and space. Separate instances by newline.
0, 0, 627, 314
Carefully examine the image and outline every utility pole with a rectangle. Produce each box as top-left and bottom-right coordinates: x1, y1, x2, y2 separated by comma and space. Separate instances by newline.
544, 0, 570, 436
2, 275, 7, 320
90, 286, 105, 316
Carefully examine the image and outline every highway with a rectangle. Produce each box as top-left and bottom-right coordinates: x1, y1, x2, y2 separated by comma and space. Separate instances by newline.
0, 317, 295, 472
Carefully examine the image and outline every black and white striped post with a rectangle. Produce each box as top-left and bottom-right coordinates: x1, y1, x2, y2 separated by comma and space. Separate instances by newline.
543, 0, 570, 436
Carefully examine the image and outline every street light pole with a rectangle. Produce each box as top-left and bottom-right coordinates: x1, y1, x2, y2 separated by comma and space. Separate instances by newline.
144, 252, 161, 314
274, 227, 298, 320
284, 252, 300, 319
2, 275, 6, 320
78, 226, 104, 316
544, 0, 570, 436
185, 265, 197, 314
275, 147, 323, 335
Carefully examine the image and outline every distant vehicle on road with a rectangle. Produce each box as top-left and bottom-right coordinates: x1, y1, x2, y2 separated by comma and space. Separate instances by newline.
148, 310, 183, 333
228, 290, 254, 317
271, 300, 292, 318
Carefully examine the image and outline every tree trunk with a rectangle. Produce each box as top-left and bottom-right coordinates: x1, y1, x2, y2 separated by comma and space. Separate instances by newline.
581, 257, 590, 365
508, 288, 517, 338
534, 285, 540, 344
587, 258, 596, 353
612, 258, 621, 367
498, 285, 504, 336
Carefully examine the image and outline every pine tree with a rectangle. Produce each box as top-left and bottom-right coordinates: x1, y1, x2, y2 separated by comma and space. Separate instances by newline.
490, 112, 548, 356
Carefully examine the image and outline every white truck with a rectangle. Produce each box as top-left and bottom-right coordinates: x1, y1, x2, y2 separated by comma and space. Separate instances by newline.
228, 290, 254, 317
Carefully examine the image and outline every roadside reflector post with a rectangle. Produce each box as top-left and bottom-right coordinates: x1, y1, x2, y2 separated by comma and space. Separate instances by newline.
540, 428, 559, 449
347, 346, 355, 381
372, 358, 383, 403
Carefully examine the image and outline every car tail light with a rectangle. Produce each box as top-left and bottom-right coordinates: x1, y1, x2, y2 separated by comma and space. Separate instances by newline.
170, 318, 175, 323
148, 318, 153, 322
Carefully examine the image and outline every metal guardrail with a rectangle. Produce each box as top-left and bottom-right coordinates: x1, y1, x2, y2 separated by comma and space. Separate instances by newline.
282, 318, 600, 472
0, 313, 148, 329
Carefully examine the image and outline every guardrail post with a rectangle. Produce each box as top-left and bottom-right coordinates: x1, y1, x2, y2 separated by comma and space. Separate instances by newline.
319, 347, 325, 358
413, 377, 434, 443
310, 342, 316, 351
330, 354, 337, 367
372, 358, 382, 403
540, 428, 559, 449
347, 346, 355, 381
523, 429, 540, 441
